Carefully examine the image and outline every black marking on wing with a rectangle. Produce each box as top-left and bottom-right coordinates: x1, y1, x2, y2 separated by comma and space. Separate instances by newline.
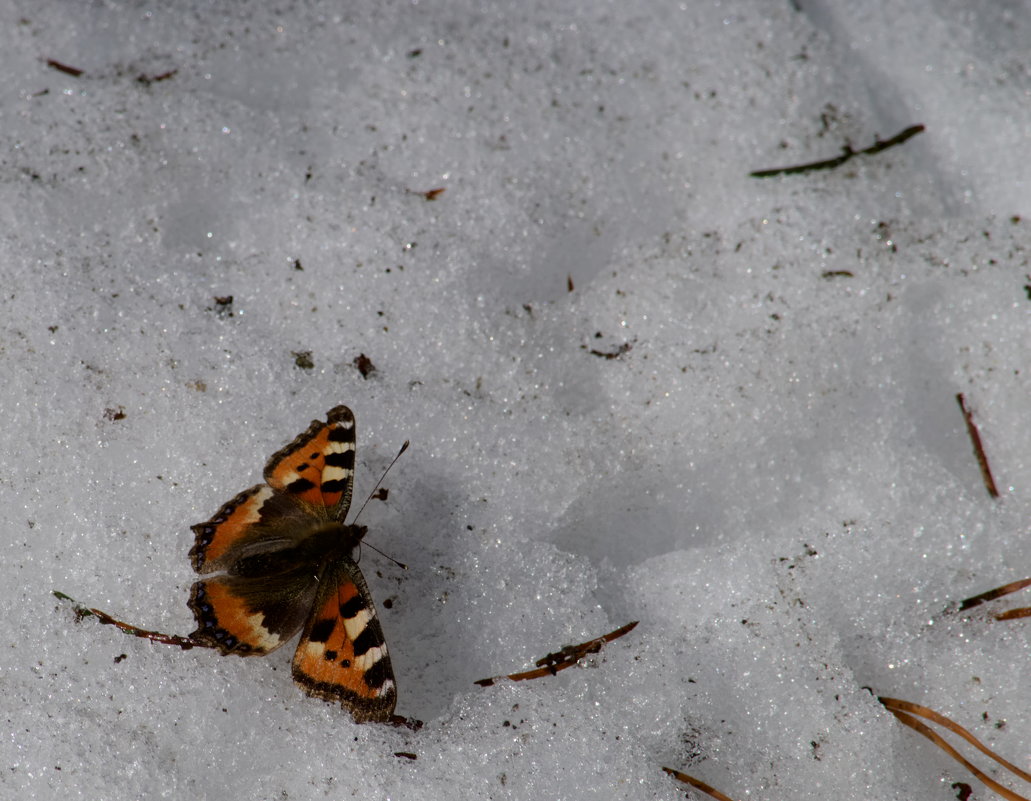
340, 595, 365, 619
286, 477, 316, 494
364, 658, 391, 689
352, 625, 382, 657
308, 618, 336, 643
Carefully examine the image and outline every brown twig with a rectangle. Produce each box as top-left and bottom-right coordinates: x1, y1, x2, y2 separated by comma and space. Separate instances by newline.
53, 590, 206, 650
879, 696, 1031, 800
994, 607, 1031, 621
586, 343, 632, 360
956, 393, 1000, 498
662, 766, 739, 801
959, 577, 1031, 612
474, 621, 638, 686
406, 187, 446, 201
136, 69, 179, 86
45, 59, 84, 77
749, 124, 925, 178
959, 577, 1031, 621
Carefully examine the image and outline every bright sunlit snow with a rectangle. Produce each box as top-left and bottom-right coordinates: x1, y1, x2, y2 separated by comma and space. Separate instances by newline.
2, 2, 1030, 800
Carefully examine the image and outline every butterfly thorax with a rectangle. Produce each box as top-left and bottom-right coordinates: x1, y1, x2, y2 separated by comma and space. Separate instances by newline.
226, 522, 368, 579
301, 522, 368, 565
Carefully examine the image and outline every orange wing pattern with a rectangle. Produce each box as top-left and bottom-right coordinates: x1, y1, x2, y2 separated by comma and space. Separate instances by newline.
292, 561, 396, 722
189, 485, 274, 573
263, 405, 356, 513
188, 572, 311, 655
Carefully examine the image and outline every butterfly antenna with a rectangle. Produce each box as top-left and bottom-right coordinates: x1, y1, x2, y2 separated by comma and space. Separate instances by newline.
361, 541, 408, 571
353, 439, 409, 521
352, 440, 410, 571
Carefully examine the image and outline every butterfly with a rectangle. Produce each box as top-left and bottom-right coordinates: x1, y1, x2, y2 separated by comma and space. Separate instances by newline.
187, 405, 397, 722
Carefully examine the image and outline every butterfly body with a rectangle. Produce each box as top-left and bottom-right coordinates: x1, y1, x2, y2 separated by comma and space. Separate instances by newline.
187, 405, 397, 722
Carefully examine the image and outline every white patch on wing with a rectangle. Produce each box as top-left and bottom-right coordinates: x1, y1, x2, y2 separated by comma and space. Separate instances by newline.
342, 608, 373, 640
322, 465, 351, 484
247, 612, 282, 649
354, 645, 386, 671
244, 486, 275, 520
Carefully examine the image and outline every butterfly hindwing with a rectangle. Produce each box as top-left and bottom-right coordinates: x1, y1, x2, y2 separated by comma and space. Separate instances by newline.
292, 556, 396, 722
188, 565, 319, 656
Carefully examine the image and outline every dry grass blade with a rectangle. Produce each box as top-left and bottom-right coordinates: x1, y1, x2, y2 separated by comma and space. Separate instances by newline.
53, 590, 206, 650
880, 696, 1031, 801
45, 58, 85, 77
749, 124, 924, 178
959, 577, 1031, 620
960, 578, 1031, 610
994, 607, 1031, 621
956, 393, 1001, 498
662, 766, 738, 801
474, 621, 638, 686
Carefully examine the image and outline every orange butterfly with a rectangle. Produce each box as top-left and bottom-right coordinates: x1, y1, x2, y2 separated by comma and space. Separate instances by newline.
188, 406, 396, 722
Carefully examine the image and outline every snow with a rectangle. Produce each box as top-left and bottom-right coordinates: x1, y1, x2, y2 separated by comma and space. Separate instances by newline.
2, 2, 1030, 799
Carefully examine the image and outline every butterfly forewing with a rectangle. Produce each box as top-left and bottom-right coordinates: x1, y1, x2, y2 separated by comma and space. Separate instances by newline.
189, 485, 276, 574
263, 405, 356, 515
